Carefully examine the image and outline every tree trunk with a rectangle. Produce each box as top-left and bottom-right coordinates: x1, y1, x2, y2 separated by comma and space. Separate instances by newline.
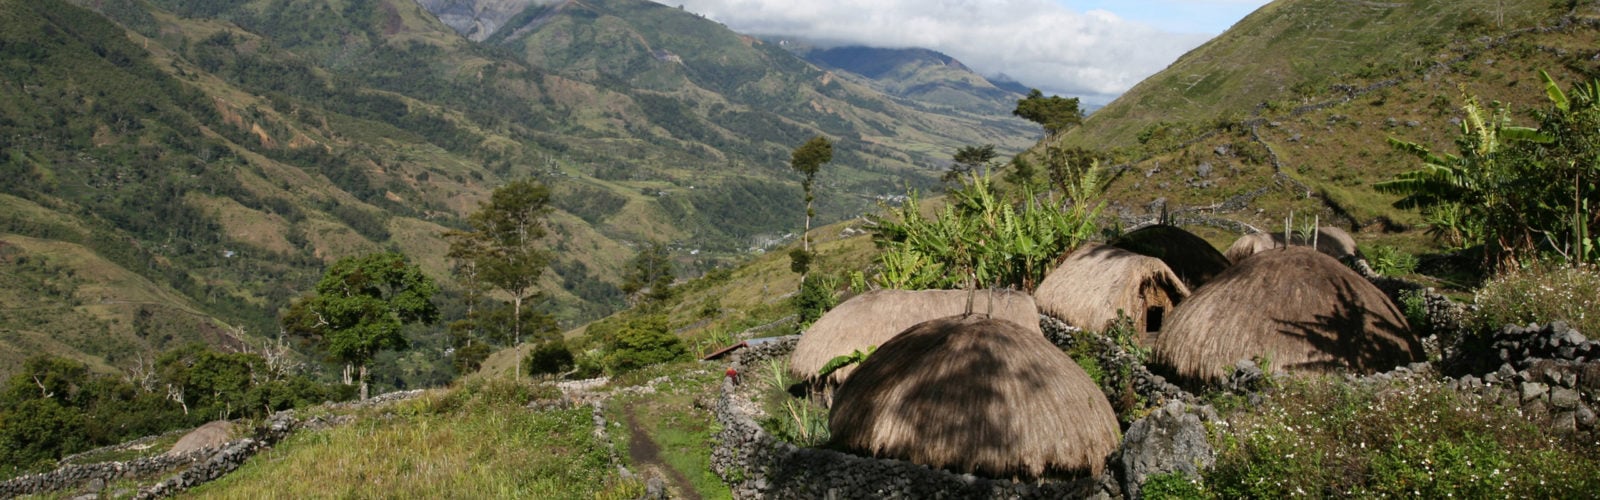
513, 294, 523, 382
359, 363, 369, 401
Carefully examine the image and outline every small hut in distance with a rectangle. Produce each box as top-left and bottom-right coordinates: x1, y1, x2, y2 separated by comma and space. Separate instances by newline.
1152, 247, 1423, 388
788, 288, 1041, 387
1034, 243, 1190, 340
828, 315, 1121, 478
1224, 225, 1360, 264
1110, 224, 1231, 290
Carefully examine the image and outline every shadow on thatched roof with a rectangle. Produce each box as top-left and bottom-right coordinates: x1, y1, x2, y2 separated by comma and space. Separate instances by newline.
788, 288, 1040, 386
1110, 224, 1231, 290
1152, 247, 1422, 388
1224, 226, 1359, 264
1034, 243, 1189, 335
828, 315, 1120, 479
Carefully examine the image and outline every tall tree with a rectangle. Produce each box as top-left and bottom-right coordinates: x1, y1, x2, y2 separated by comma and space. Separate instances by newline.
789, 135, 834, 280
1013, 89, 1084, 135
283, 252, 438, 400
622, 240, 675, 306
943, 144, 999, 186
447, 179, 552, 380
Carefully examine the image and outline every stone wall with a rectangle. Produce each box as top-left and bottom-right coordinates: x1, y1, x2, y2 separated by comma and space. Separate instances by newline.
1445, 322, 1599, 438
709, 335, 1110, 499
1, 390, 424, 499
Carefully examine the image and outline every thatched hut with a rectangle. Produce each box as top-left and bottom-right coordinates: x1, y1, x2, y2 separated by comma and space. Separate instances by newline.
168, 420, 236, 455
829, 315, 1120, 478
1151, 247, 1423, 387
1111, 224, 1231, 290
789, 288, 1040, 386
1034, 243, 1190, 337
1223, 226, 1360, 264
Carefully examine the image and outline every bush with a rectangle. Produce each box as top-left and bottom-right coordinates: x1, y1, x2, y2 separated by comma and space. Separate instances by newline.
601, 315, 688, 374
1471, 262, 1600, 335
793, 274, 840, 327
1365, 244, 1419, 276
524, 340, 576, 377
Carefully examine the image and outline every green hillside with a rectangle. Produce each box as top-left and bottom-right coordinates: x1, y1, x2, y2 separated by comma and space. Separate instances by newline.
1052, 0, 1600, 241
0, 0, 1032, 381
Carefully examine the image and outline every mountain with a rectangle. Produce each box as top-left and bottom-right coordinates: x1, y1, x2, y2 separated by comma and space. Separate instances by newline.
0, 0, 1037, 380
785, 45, 1032, 118
1048, 0, 1600, 238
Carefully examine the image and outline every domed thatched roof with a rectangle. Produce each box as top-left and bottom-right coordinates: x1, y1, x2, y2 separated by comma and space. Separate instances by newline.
168, 420, 236, 456
1111, 224, 1231, 290
1152, 247, 1422, 387
1034, 243, 1190, 336
1224, 226, 1359, 264
789, 288, 1041, 385
829, 315, 1120, 478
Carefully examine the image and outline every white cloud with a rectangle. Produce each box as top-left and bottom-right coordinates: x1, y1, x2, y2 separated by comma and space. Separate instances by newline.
657, 0, 1215, 104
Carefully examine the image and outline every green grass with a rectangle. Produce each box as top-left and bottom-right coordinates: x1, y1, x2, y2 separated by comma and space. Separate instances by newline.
606, 365, 730, 499
1197, 376, 1600, 498
188, 384, 637, 499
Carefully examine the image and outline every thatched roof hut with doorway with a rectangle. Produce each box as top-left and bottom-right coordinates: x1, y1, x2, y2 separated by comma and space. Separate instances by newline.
1111, 224, 1231, 290
788, 288, 1040, 386
1151, 247, 1423, 388
1034, 243, 1190, 339
1224, 226, 1360, 264
828, 315, 1121, 478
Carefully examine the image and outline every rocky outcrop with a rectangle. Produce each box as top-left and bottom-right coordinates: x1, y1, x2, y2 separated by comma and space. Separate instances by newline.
1113, 402, 1218, 499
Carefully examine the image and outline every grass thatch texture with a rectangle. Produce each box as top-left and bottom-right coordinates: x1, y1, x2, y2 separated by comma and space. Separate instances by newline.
788, 288, 1041, 384
167, 421, 236, 456
1152, 247, 1422, 387
1223, 226, 1359, 264
828, 315, 1120, 478
1034, 243, 1190, 335
1110, 224, 1231, 290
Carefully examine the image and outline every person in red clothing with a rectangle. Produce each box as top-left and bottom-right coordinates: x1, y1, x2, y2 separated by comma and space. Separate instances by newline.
725, 366, 739, 385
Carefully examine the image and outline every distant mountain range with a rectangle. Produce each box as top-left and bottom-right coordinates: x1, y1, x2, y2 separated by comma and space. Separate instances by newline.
0, 0, 1040, 380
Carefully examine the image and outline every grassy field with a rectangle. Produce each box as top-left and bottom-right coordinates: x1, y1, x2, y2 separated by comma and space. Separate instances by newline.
188, 384, 640, 499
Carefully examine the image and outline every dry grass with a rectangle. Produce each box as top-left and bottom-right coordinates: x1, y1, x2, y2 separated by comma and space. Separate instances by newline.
1223, 226, 1359, 264
1034, 243, 1189, 335
1111, 224, 1232, 290
788, 288, 1041, 385
1152, 247, 1422, 387
829, 315, 1119, 478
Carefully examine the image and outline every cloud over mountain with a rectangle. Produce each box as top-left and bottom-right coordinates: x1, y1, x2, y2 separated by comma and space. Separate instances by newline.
657, 0, 1214, 104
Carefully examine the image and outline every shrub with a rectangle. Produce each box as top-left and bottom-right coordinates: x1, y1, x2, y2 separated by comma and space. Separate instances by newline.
601, 314, 688, 374
1365, 244, 1419, 276
793, 274, 840, 327
1471, 262, 1600, 335
524, 340, 576, 377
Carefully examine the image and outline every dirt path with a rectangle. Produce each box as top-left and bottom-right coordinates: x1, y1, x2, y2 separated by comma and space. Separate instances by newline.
624, 404, 701, 500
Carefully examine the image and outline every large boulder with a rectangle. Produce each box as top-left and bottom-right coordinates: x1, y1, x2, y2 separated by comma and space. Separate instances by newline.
1114, 401, 1217, 499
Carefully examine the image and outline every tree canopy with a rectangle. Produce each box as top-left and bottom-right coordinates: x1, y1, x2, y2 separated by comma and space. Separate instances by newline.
284, 252, 438, 399
445, 179, 554, 380
1013, 89, 1084, 135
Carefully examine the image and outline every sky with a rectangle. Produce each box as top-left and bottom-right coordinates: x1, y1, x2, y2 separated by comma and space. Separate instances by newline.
656, 0, 1273, 105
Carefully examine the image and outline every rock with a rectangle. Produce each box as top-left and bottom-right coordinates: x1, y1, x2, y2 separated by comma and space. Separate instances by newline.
645, 476, 667, 500
1551, 388, 1580, 410
1577, 405, 1597, 429
1228, 359, 1264, 393
1196, 162, 1213, 179
1116, 402, 1216, 499
1521, 382, 1549, 403
1580, 362, 1600, 391
1554, 410, 1578, 433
